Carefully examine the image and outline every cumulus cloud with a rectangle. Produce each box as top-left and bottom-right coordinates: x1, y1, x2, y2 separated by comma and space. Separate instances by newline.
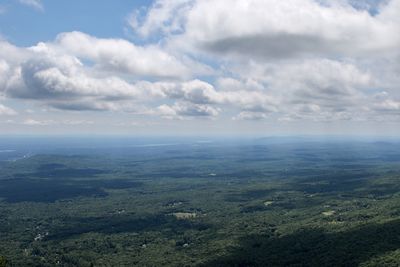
1, 0, 400, 126
0, 60, 10, 91
265, 59, 371, 103
144, 0, 400, 60
0, 40, 220, 115
123, 0, 400, 123
12, 57, 138, 100
1, 41, 219, 114
147, 79, 278, 115
0, 41, 29, 65
371, 92, 400, 118
154, 79, 223, 104
374, 99, 400, 111
55, 31, 192, 78
233, 111, 269, 121
216, 77, 264, 92
157, 102, 219, 119
127, 0, 192, 38
1, 43, 144, 112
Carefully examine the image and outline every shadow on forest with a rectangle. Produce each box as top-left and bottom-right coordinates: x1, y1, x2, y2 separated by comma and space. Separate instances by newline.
17, 165, 110, 179
0, 178, 142, 203
0, 158, 143, 203
203, 219, 400, 267
47, 214, 210, 240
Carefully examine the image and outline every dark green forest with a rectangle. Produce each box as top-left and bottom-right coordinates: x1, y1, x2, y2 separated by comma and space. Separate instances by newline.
1, 139, 400, 266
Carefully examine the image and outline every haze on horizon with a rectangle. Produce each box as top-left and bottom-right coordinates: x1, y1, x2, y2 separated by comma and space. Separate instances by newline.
0, 0, 399, 136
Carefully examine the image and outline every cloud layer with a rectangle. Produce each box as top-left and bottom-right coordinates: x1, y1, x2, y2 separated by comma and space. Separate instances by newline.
1, 0, 400, 129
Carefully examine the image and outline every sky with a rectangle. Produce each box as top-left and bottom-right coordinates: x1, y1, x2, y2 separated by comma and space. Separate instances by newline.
0, 0, 399, 136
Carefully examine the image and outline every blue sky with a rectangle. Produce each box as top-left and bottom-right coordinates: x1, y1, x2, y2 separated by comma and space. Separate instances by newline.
0, 0, 150, 46
0, 0, 399, 136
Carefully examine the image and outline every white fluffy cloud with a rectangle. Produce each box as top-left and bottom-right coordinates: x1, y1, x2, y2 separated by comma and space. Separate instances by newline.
147, 79, 278, 116
157, 102, 220, 119
1, 0, 400, 125
137, 0, 400, 60
122, 0, 400, 122
1, 42, 142, 111
55, 31, 193, 78
233, 111, 269, 121
128, 0, 190, 38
